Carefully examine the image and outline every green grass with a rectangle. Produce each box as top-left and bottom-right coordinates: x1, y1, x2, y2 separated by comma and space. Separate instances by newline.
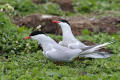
1, 0, 120, 17
1, 0, 120, 79
0, 0, 63, 16
0, 12, 120, 79
73, 0, 120, 13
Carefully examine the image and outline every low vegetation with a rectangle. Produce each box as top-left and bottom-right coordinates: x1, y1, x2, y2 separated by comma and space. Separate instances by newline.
0, 0, 120, 79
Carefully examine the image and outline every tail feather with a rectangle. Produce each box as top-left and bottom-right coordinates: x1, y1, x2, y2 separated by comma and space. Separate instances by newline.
79, 52, 112, 58
81, 42, 113, 54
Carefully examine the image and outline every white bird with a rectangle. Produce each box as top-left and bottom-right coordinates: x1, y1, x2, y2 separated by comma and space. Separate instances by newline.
52, 20, 112, 58
24, 30, 92, 62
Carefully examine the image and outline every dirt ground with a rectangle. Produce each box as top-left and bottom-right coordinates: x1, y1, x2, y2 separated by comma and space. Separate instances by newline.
14, 13, 120, 35
55, 0, 74, 13
29, 0, 120, 35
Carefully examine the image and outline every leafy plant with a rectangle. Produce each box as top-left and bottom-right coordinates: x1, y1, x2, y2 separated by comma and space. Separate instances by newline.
0, 0, 120, 80
81, 29, 92, 35
0, 12, 38, 55
117, 23, 120, 28
73, 0, 120, 13
0, 0, 63, 16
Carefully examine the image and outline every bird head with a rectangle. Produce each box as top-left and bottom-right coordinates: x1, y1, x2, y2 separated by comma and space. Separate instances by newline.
24, 31, 45, 40
52, 19, 70, 27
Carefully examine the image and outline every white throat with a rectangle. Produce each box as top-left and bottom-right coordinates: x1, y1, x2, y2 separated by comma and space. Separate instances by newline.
59, 23, 76, 41
32, 34, 57, 52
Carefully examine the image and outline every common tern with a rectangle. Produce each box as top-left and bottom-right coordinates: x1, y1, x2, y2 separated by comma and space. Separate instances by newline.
52, 20, 112, 58
24, 30, 93, 62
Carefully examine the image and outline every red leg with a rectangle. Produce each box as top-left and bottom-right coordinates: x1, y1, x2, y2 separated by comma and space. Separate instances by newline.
56, 61, 62, 66
59, 61, 62, 65
56, 62, 58, 66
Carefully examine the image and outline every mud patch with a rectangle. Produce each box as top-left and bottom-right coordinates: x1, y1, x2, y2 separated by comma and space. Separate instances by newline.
14, 14, 120, 35
14, 13, 62, 35
55, 0, 74, 13
67, 16, 120, 35
91, 16, 120, 34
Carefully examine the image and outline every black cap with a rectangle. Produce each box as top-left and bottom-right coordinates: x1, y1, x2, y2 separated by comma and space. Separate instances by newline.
30, 31, 45, 36
58, 19, 70, 25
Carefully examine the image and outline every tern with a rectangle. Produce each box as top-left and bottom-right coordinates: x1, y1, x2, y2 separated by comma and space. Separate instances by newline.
25, 30, 94, 62
52, 20, 112, 58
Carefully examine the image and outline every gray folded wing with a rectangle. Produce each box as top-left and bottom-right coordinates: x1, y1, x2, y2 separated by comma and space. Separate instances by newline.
46, 45, 82, 62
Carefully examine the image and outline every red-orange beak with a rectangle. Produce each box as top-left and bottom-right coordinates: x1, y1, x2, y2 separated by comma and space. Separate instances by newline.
52, 20, 60, 23
24, 36, 31, 40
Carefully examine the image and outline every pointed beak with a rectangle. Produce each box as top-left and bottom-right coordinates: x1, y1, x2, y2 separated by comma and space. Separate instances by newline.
24, 36, 31, 40
52, 20, 60, 23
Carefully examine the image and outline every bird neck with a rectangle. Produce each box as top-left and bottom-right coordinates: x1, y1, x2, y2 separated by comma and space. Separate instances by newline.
60, 24, 76, 40
37, 35, 57, 52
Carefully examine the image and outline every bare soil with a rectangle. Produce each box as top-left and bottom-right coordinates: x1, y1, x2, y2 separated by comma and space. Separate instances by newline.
14, 13, 120, 35
14, 13, 62, 34
55, 0, 74, 13
67, 16, 120, 35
